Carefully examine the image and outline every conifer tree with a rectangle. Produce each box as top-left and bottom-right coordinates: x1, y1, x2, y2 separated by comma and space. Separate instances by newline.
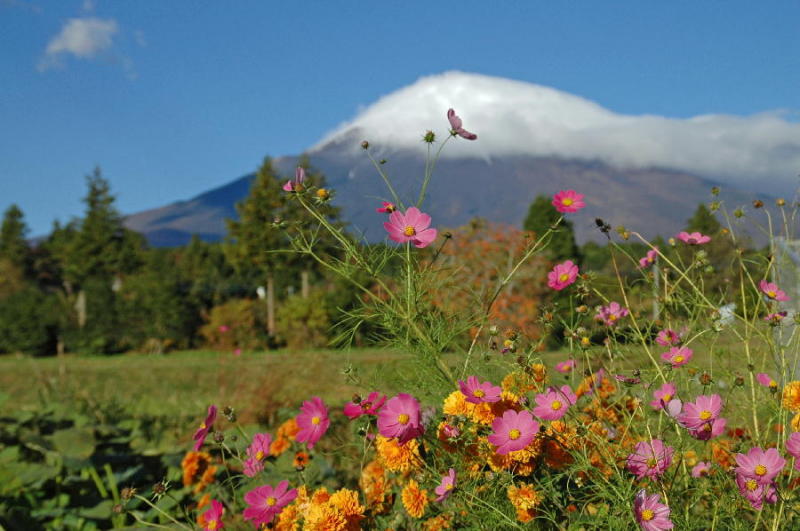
0, 204, 31, 274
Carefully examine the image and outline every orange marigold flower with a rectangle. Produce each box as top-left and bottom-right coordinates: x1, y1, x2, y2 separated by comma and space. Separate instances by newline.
683, 450, 699, 467
443, 390, 471, 417
507, 483, 541, 511
270, 437, 292, 457
792, 413, 800, 432
329, 489, 365, 529
277, 417, 300, 440
274, 502, 301, 531
376, 435, 422, 473
515, 507, 536, 523
293, 451, 310, 469
502, 370, 540, 399
360, 459, 390, 510
531, 363, 547, 383
181, 451, 216, 493
423, 514, 452, 530
401, 479, 428, 519
304, 503, 348, 531
784, 381, 800, 412
311, 487, 331, 505
711, 439, 736, 470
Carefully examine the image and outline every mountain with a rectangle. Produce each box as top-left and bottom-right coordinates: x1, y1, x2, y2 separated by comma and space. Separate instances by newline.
125, 71, 796, 247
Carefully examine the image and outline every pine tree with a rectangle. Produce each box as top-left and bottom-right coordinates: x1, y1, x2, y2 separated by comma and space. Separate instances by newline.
523, 195, 581, 263
0, 204, 31, 274
686, 203, 722, 235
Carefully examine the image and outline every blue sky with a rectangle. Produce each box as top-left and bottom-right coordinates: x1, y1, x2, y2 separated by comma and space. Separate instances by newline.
2, 0, 799, 235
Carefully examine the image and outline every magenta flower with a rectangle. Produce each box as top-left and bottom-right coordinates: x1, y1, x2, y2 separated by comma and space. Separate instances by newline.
488, 410, 539, 455
201, 499, 224, 531
639, 248, 658, 268
295, 397, 330, 450
282, 167, 305, 192
660, 346, 692, 367
786, 432, 800, 466
759, 280, 790, 301
554, 359, 576, 373
193, 405, 217, 451
552, 190, 585, 213
649, 383, 677, 411
377, 393, 423, 444
764, 311, 788, 323
532, 386, 577, 421
218, 325, 229, 333
383, 207, 438, 249
447, 108, 477, 140
343, 391, 387, 420
633, 489, 674, 531
243, 433, 273, 477
676, 231, 711, 245
655, 328, 682, 347
595, 302, 629, 327
243, 480, 297, 526
756, 373, 778, 389
376, 201, 396, 214
626, 439, 674, 480
434, 468, 456, 502
735, 447, 786, 485
688, 417, 726, 441
442, 423, 460, 439
691, 462, 711, 478
736, 473, 778, 510
678, 394, 722, 430
547, 260, 579, 291
458, 375, 502, 404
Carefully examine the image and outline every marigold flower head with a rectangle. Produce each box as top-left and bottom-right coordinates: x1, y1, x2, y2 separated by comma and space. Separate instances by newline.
304, 503, 348, 531
375, 435, 422, 473
783, 381, 800, 412
401, 479, 428, 519
181, 451, 217, 493
359, 460, 390, 511
507, 482, 542, 511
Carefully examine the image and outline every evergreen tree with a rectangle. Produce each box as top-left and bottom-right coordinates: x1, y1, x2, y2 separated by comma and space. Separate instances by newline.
523, 195, 581, 263
0, 204, 31, 274
686, 203, 722, 235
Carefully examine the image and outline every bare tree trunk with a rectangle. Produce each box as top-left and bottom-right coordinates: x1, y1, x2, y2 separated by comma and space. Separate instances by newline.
301, 270, 310, 299
75, 290, 87, 329
267, 274, 275, 336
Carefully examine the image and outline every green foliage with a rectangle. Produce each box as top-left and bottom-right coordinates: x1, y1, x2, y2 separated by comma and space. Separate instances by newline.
64, 277, 124, 355
275, 290, 332, 350
686, 202, 722, 235
199, 298, 267, 351
523, 194, 581, 263
0, 203, 31, 275
0, 287, 58, 355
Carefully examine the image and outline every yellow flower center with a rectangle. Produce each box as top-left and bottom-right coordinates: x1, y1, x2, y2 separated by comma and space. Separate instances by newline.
397, 413, 410, 424
609, 314, 618, 322
446, 483, 454, 490
768, 290, 777, 299
647, 458, 658, 468
662, 394, 672, 402
755, 464, 767, 476
199, 423, 206, 429
559, 273, 569, 282
473, 389, 485, 398
562, 198, 573, 206
551, 400, 563, 411
746, 479, 758, 491
508, 429, 521, 440
256, 450, 264, 460
316, 188, 329, 199
208, 520, 218, 530
674, 355, 684, 363
641, 509, 655, 521
311, 416, 321, 425
404, 226, 416, 236
699, 410, 712, 420
581, 337, 590, 346
770, 380, 777, 388
266, 496, 277, 507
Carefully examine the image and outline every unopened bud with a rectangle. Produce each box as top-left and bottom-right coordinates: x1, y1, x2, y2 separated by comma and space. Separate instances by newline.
753, 200, 764, 209
121, 487, 136, 501
711, 186, 720, 196
360, 140, 369, 149
423, 130, 436, 143
700, 373, 712, 386
113, 504, 124, 514
316, 188, 330, 200
213, 432, 225, 443
734, 208, 744, 218
576, 305, 588, 314
776, 198, 786, 207
735, 375, 745, 387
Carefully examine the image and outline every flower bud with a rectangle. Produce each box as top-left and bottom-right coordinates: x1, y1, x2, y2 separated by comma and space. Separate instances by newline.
753, 199, 763, 209
734, 208, 744, 218
316, 188, 330, 200
423, 130, 436, 143
711, 186, 720, 196
213, 432, 225, 443
121, 487, 136, 501
735, 375, 745, 387
699, 373, 712, 386
776, 198, 786, 207
360, 140, 369, 149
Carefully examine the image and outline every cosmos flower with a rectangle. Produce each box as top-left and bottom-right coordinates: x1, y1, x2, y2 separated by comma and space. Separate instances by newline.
687, 417, 727, 441
626, 439, 674, 480
488, 409, 539, 455
660, 346, 693, 368
193, 405, 218, 451
547, 260, 579, 291
655, 328, 682, 347
649, 382, 677, 411
282, 167, 305, 192
200, 499, 224, 531
376, 201, 396, 214
446, 108, 477, 140
759, 280, 790, 301
786, 432, 800, 466
295, 397, 330, 450
633, 489, 674, 531
639, 248, 658, 268
735, 447, 786, 485
377, 393, 424, 444
595, 302, 629, 327
243, 433, 273, 477
434, 468, 456, 502
458, 375, 502, 404
532, 386, 577, 421
691, 462, 712, 478
756, 373, 778, 389
552, 190, 585, 213
678, 394, 722, 430
676, 231, 711, 245
383, 207, 438, 248
343, 391, 387, 419
554, 359, 576, 373
243, 481, 297, 526
736, 473, 777, 510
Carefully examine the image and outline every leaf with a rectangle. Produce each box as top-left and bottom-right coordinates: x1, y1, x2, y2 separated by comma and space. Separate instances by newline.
80, 499, 114, 520
49, 427, 96, 460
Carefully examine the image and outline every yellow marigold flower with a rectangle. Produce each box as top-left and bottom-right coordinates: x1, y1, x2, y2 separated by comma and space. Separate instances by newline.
683, 450, 699, 467
792, 413, 800, 432
469, 401, 497, 425
304, 503, 348, 531
443, 390, 471, 417
376, 435, 422, 473
507, 483, 542, 511
783, 381, 800, 412
531, 363, 547, 383
502, 370, 539, 399
277, 417, 300, 440
401, 479, 428, 519
273, 502, 300, 531
329, 488, 366, 527
360, 459, 389, 509
423, 514, 452, 530
311, 487, 331, 505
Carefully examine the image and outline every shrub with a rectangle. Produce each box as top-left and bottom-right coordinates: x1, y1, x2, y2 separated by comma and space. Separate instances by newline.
275, 290, 331, 350
199, 298, 267, 351
0, 287, 57, 356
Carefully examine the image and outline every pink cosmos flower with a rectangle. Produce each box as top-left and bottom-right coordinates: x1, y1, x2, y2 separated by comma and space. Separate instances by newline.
343, 391, 387, 420
615, 374, 641, 386
376, 201, 396, 214
688, 417, 726, 441
434, 468, 456, 502
633, 489, 674, 531
639, 248, 658, 268
764, 311, 788, 323
532, 385, 577, 421
488, 410, 539, 455
756, 373, 778, 389
458, 375, 502, 404
383, 207, 438, 249
554, 359, 576, 373
442, 423, 460, 439
243, 481, 297, 526
295, 397, 330, 450
218, 325, 229, 333
665, 398, 683, 419
735, 447, 786, 485
786, 432, 800, 466
649, 382, 677, 411
547, 260, 579, 291
201, 499, 224, 531
447, 108, 477, 140
552, 190, 585, 213
678, 394, 722, 430
233, 348, 242, 356
626, 439, 674, 480
759, 280, 790, 301
691, 462, 711, 478
676, 231, 711, 245
595, 302, 629, 327
377, 393, 423, 444
736, 473, 778, 510
655, 328, 682, 347
282, 167, 305, 192
243, 433, 273, 477
660, 346, 693, 367
193, 405, 217, 451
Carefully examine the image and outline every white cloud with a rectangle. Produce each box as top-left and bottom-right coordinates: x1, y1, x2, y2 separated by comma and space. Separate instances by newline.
38, 17, 118, 70
313, 71, 800, 195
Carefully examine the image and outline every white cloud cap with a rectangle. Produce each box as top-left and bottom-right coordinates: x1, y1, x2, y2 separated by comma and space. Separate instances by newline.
314, 71, 800, 195
39, 17, 118, 70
